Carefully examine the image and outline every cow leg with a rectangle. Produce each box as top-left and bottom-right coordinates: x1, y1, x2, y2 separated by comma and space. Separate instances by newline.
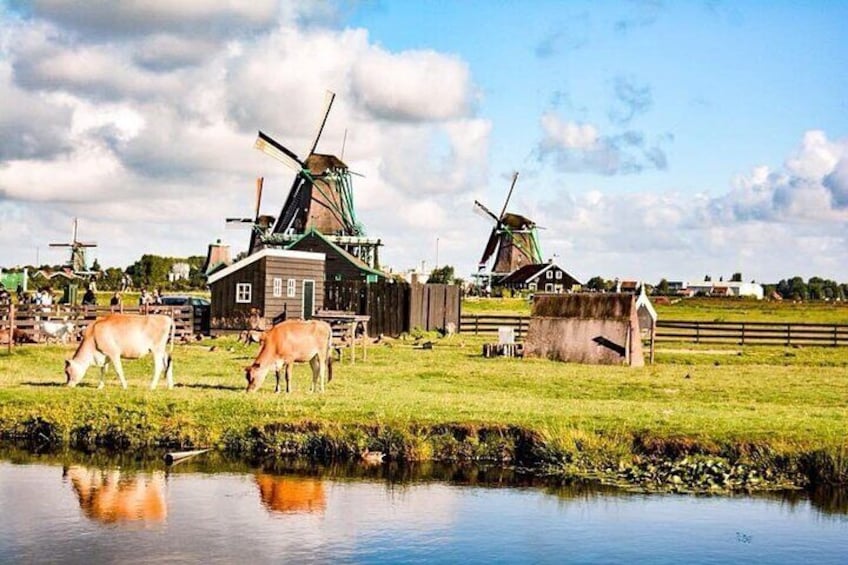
150, 353, 163, 390
274, 365, 281, 394
110, 357, 128, 389
165, 352, 174, 390
98, 360, 109, 390
310, 355, 323, 393
285, 363, 292, 394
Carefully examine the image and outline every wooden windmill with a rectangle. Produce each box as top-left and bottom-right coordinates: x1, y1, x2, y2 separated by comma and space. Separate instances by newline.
49, 218, 98, 275
474, 172, 544, 279
252, 90, 381, 269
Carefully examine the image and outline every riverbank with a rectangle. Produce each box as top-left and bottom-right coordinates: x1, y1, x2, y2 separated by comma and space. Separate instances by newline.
1, 334, 846, 493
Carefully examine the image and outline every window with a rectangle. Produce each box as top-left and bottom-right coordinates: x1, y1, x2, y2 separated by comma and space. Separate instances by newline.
555, 271, 563, 280
546, 270, 553, 279
545, 283, 554, 292
236, 283, 252, 303
528, 283, 537, 292
287, 279, 296, 298
272, 278, 283, 298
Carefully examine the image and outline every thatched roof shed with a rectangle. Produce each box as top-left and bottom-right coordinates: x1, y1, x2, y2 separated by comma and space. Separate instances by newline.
524, 293, 644, 366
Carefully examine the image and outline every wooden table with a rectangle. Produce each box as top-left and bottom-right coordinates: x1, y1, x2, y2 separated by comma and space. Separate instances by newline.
313, 310, 370, 363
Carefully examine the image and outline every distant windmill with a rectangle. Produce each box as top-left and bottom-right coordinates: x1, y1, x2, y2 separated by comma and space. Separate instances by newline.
49, 218, 98, 274
225, 177, 276, 255
474, 172, 543, 278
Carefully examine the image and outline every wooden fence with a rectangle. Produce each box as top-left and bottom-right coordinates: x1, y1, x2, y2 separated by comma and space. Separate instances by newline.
323, 281, 462, 337
1, 304, 197, 347
655, 320, 848, 346
459, 314, 848, 347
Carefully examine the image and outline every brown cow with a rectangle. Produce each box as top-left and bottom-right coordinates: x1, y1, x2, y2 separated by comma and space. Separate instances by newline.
65, 314, 175, 390
245, 319, 333, 393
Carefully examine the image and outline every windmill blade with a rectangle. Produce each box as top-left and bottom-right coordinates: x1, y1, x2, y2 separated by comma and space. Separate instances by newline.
473, 200, 500, 224
254, 177, 264, 220
255, 131, 305, 172
498, 171, 519, 220
308, 90, 336, 155
78, 241, 97, 247
49, 243, 72, 248
479, 227, 500, 266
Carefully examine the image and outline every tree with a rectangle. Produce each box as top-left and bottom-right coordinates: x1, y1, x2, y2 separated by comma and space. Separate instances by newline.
91, 258, 102, 272
585, 276, 607, 291
704, 275, 712, 282
730, 272, 742, 282
427, 265, 455, 284
655, 278, 670, 295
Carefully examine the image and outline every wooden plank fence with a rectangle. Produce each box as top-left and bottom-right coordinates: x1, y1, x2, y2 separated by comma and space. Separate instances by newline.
0, 304, 197, 346
460, 314, 848, 347
324, 281, 461, 337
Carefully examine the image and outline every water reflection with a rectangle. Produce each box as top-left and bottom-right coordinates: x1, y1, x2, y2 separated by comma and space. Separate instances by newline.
254, 474, 326, 515
63, 465, 167, 524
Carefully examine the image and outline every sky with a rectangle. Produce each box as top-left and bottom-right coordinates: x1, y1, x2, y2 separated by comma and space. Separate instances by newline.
0, 0, 846, 284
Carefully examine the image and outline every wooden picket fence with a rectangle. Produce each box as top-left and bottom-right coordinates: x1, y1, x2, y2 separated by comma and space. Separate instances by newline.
459, 314, 848, 347
1, 303, 197, 348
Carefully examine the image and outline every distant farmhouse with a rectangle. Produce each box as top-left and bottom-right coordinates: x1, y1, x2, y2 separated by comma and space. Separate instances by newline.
683, 281, 764, 300
499, 262, 580, 293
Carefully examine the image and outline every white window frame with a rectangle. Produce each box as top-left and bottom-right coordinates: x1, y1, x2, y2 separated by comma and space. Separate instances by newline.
287, 278, 297, 298
236, 283, 252, 303
546, 270, 554, 279
556, 271, 563, 280
272, 278, 283, 298
528, 282, 537, 292
545, 283, 554, 292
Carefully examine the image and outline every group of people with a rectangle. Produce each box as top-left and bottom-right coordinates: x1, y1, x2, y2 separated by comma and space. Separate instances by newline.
138, 288, 163, 313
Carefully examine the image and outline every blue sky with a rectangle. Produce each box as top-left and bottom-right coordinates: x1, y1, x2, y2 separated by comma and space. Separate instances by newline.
0, 1, 846, 283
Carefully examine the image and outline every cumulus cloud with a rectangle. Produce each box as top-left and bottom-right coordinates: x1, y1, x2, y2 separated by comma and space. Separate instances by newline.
534, 130, 848, 282
0, 3, 490, 270
537, 112, 668, 175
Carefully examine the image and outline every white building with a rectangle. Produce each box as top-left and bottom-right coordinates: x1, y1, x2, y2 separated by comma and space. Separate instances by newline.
684, 280, 764, 300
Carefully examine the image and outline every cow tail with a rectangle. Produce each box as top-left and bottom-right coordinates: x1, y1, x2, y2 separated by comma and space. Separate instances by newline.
326, 326, 333, 383
169, 313, 176, 354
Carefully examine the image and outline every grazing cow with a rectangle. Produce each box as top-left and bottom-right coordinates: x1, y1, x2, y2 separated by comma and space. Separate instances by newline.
65, 314, 175, 390
245, 319, 333, 393
39, 320, 77, 344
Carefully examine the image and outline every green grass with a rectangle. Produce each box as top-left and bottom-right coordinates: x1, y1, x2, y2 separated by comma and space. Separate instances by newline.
462, 296, 848, 324
1, 333, 847, 491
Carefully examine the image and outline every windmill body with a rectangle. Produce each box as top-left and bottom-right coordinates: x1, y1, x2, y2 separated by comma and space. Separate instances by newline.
474, 172, 544, 287
245, 91, 382, 270
49, 218, 98, 275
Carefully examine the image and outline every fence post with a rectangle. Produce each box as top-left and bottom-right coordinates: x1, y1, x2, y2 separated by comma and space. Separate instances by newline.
741, 323, 745, 346
834, 325, 838, 347
475, 315, 479, 336
695, 322, 700, 344
786, 324, 791, 347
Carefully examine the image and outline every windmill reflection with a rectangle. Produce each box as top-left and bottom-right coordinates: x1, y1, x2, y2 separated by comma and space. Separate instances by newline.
63, 466, 167, 524
255, 474, 326, 515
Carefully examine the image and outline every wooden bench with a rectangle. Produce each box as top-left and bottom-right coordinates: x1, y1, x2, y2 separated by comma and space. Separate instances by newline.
313, 310, 370, 363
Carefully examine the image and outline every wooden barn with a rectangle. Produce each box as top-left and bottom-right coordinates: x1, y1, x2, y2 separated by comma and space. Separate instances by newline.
524, 293, 645, 366
207, 248, 325, 332
497, 262, 581, 293
286, 228, 386, 283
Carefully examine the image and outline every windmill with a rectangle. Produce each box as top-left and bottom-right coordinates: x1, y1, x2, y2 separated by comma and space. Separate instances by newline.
474, 172, 544, 281
49, 218, 98, 275
225, 177, 276, 255
252, 90, 381, 268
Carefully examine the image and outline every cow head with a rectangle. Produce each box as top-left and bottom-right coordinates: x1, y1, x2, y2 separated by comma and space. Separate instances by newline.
65, 359, 85, 386
245, 362, 268, 392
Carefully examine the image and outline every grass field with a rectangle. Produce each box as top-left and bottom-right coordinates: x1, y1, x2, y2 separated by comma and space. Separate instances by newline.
462, 295, 848, 324
1, 329, 846, 491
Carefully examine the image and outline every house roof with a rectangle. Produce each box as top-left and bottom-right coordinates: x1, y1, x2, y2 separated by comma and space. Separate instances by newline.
499, 262, 581, 286
286, 228, 386, 279
207, 248, 325, 285
499, 263, 554, 285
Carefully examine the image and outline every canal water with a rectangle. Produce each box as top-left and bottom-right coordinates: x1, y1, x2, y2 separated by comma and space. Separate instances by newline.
0, 452, 846, 564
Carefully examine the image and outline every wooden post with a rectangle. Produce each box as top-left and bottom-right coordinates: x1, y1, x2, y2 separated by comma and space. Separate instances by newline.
650, 320, 656, 365
741, 323, 746, 346
786, 324, 791, 347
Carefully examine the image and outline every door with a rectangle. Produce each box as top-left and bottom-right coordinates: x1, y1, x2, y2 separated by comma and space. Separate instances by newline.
302, 280, 315, 320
